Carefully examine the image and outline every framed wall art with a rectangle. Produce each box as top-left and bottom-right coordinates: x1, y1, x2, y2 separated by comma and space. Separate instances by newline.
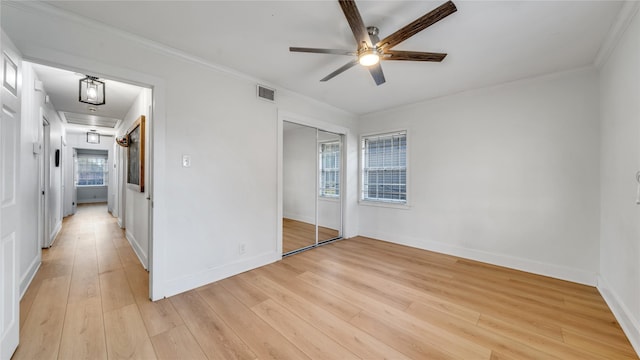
127, 115, 145, 192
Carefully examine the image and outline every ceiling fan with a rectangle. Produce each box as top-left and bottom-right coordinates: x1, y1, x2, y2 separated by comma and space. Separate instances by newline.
290, 0, 457, 86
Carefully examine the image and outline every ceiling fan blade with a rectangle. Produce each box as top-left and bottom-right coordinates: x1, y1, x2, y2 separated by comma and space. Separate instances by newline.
339, 0, 372, 48
289, 47, 356, 56
376, 1, 457, 50
383, 50, 447, 62
320, 59, 359, 82
368, 63, 386, 86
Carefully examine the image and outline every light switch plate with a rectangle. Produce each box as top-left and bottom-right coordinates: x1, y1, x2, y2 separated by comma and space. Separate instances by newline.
182, 155, 191, 168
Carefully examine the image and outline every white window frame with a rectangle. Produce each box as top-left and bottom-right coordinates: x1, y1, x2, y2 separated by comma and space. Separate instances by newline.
318, 140, 341, 199
359, 129, 410, 208
75, 153, 109, 187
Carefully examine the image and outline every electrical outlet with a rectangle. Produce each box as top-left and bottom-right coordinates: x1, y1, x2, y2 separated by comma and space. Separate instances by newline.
239, 243, 246, 255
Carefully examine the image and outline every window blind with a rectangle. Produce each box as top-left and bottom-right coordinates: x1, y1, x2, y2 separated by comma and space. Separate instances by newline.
361, 131, 407, 202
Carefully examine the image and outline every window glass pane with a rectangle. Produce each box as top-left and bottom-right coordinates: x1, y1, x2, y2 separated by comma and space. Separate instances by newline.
76, 154, 108, 186
319, 141, 340, 197
361, 131, 407, 203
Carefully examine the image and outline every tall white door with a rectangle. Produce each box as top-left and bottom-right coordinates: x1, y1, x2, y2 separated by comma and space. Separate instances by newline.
0, 31, 22, 360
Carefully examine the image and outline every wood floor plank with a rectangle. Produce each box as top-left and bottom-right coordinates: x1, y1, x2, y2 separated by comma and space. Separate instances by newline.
123, 263, 150, 303
561, 328, 638, 359
198, 283, 312, 360
67, 273, 100, 305
100, 269, 135, 313
170, 291, 256, 360
13, 276, 70, 360
136, 298, 183, 337
298, 271, 493, 360
103, 303, 157, 360
217, 275, 270, 308
241, 262, 362, 322
245, 274, 412, 360
150, 325, 207, 360
251, 299, 359, 359
58, 297, 107, 360
96, 247, 123, 274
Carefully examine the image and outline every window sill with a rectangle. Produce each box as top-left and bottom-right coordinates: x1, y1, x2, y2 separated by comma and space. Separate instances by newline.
76, 185, 107, 188
358, 199, 410, 210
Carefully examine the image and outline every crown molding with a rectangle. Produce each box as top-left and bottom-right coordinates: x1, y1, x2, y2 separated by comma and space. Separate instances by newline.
4, 1, 355, 118
594, 0, 640, 68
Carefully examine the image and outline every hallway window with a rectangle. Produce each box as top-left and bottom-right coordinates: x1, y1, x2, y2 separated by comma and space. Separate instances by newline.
361, 131, 407, 203
76, 152, 108, 186
319, 141, 340, 197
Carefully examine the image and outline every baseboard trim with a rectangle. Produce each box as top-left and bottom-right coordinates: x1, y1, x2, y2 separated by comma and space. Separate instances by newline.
283, 214, 315, 225
125, 229, 148, 270
19, 256, 41, 299
359, 231, 597, 286
48, 221, 62, 247
597, 275, 640, 357
162, 251, 281, 298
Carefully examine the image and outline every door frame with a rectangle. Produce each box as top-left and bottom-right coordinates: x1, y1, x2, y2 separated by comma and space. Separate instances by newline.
277, 110, 349, 257
21, 54, 167, 300
38, 115, 51, 248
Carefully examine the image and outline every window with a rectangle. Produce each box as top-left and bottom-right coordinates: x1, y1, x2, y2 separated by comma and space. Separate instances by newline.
361, 131, 407, 203
319, 141, 340, 198
76, 152, 108, 186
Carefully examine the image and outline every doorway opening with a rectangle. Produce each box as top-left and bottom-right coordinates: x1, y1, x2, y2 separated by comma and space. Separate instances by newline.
27, 60, 154, 298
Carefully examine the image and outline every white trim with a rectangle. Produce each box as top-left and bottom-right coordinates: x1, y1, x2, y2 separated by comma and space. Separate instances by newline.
594, 1, 640, 68
19, 256, 41, 299
48, 220, 62, 248
125, 229, 148, 270
597, 275, 640, 357
163, 251, 280, 298
359, 229, 598, 286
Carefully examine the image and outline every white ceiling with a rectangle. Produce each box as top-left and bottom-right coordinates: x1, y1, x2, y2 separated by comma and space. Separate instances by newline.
43, 0, 623, 115
30, 62, 144, 135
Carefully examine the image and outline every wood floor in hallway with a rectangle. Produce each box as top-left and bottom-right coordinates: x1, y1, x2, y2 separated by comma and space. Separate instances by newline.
14, 203, 638, 359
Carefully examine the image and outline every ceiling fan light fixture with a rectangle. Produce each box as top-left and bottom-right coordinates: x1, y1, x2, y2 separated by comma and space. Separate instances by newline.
359, 50, 380, 66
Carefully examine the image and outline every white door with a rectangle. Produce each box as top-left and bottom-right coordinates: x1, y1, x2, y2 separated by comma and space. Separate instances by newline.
0, 30, 22, 360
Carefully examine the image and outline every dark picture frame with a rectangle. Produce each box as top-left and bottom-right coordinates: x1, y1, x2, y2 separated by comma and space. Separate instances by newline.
127, 115, 145, 192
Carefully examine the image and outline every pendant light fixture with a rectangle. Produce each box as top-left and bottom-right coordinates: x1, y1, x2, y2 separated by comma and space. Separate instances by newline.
86, 130, 100, 144
79, 75, 105, 105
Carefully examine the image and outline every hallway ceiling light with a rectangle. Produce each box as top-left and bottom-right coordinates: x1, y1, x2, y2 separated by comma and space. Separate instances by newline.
79, 75, 105, 105
87, 131, 100, 144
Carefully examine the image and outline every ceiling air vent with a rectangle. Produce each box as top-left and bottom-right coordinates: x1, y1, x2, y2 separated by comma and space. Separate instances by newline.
257, 85, 275, 102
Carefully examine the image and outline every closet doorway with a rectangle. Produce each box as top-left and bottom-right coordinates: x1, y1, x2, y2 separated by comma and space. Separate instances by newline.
282, 121, 343, 255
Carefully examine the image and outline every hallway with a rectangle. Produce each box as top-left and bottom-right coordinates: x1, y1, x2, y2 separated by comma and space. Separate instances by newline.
15, 203, 165, 359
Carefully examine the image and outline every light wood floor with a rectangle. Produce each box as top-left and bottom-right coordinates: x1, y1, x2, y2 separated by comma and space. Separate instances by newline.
283, 218, 339, 253
15, 204, 638, 359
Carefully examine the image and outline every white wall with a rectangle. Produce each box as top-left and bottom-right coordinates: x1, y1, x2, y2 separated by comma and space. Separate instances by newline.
77, 186, 108, 203
1, 3, 358, 299
117, 88, 151, 269
598, 7, 640, 354
19, 63, 65, 295
359, 68, 601, 285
